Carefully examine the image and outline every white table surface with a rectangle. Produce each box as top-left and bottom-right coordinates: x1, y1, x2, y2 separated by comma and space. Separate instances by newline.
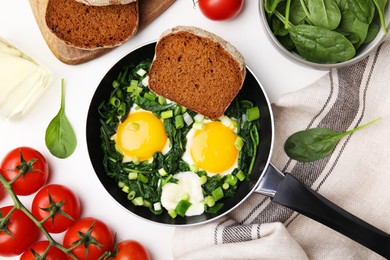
0, 1, 328, 259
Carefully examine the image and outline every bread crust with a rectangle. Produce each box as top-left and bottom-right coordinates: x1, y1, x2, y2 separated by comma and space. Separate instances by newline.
45, 0, 139, 50
149, 26, 246, 120
74, 0, 136, 6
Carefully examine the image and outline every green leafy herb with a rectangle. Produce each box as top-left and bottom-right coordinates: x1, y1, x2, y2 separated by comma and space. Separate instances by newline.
284, 118, 381, 162
45, 79, 77, 159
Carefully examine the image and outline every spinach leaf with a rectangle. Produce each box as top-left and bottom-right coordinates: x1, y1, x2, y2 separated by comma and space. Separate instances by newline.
304, 0, 342, 30
347, 0, 375, 24
288, 24, 356, 63
284, 118, 380, 162
337, 9, 369, 49
334, 0, 348, 11
373, 0, 388, 34
290, 0, 307, 24
363, 18, 381, 43
265, 0, 285, 13
45, 79, 77, 159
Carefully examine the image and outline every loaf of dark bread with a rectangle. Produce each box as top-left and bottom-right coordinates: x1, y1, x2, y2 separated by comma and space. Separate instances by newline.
148, 26, 246, 120
45, 0, 138, 50
75, 0, 136, 5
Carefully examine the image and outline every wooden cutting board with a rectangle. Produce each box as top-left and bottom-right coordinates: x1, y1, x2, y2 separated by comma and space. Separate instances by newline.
29, 0, 176, 65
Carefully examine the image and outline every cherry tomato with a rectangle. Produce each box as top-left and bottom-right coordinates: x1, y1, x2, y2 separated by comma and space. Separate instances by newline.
0, 206, 41, 256
32, 184, 81, 233
20, 240, 68, 260
198, 0, 244, 21
112, 240, 151, 260
63, 217, 115, 260
0, 147, 49, 195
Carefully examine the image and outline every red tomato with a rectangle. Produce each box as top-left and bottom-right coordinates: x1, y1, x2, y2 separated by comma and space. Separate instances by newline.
32, 184, 81, 233
20, 240, 67, 260
63, 217, 114, 260
112, 240, 151, 260
0, 206, 41, 256
198, 0, 244, 21
0, 147, 49, 195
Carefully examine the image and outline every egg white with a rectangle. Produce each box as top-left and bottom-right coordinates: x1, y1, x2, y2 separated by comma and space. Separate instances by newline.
161, 171, 205, 216
182, 117, 239, 176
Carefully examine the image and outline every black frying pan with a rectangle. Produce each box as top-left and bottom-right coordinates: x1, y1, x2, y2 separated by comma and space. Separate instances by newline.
86, 42, 390, 258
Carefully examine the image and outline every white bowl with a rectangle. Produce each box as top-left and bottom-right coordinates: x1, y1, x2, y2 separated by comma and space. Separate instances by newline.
258, 0, 390, 69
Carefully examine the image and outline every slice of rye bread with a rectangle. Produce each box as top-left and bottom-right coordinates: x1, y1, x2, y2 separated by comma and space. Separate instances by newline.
75, 0, 136, 6
45, 0, 139, 50
148, 26, 246, 120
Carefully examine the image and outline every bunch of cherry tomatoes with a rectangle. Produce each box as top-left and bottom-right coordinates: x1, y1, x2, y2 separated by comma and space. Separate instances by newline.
0, 147, 150, 260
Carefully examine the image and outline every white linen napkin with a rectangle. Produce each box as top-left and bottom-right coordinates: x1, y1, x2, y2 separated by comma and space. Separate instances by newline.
172, 40, 390, 260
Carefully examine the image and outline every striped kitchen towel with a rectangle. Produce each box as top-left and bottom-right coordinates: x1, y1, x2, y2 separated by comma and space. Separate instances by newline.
172, 41, 390, 260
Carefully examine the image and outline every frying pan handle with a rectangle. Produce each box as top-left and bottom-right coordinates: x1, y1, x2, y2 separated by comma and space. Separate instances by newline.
273, 173, 390, 258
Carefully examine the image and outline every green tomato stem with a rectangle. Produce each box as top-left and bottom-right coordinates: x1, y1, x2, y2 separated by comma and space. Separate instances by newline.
0, 173, 78, 259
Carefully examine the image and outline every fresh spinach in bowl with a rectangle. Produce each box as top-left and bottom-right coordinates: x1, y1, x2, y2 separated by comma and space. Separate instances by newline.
264, 0, 388, 63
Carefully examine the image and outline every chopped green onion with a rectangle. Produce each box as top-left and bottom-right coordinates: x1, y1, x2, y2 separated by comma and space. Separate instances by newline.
206, 203, 224, 213
143, 199, 151, 208
234, 136, 244, 151
141, 76, 149, 87
175, 115, 184, 129
154, 202, 162, 211
181, 106, 187, 113
161, 110, 173, 119
144, 92, 156, 101
162, 174, 173, 186
220, 115, 232, 127
127, 191, 136, 200
183, 112, 194, 126
174, 106, 182, 116
212, 187, 224, 201
128, 172, 138, 180
236, 170, 246, 181
112, 80, 120, 88
138, 173, 148, 184
117, 103, 126, 116
190, 164, 199, 172
122, 185, 130, 193
246, 106, 260, 121
136, 68, 147, 77
181, 193, 190, 201
168, 209, 177, 219
118, 181, 125, 188
110, 97, 120, 107
194, 113, 204, 122
222, 183, 229, 190
200, 175, 207, 185
132, 197, 144, 206
130, 79, 139, 88
225, 174, 238, 186
128, 122, 139, 131
193, 121, 204, 130
132, 157, 140, 165
175, 200, 192, 217
158, 168, 168, 176
205, 195, 215, 207
158, 95, 166, 105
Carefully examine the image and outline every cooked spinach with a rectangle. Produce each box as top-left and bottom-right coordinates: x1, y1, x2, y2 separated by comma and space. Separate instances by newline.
99, 60, 260, 218
284, 118, 380, 162
263, 0, 388, 64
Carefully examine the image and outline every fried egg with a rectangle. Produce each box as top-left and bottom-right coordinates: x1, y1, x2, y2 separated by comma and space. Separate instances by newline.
182, 116, 239, 176
113, 106, 170, 162
161, 171, 205, 216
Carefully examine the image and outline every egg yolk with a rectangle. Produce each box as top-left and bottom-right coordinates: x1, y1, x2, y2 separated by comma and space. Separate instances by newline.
116, 111, 167, 161
190, 122, 238, 174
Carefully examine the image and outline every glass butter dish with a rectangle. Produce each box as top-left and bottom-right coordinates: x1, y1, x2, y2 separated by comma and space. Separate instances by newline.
0, 38, 52, 121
